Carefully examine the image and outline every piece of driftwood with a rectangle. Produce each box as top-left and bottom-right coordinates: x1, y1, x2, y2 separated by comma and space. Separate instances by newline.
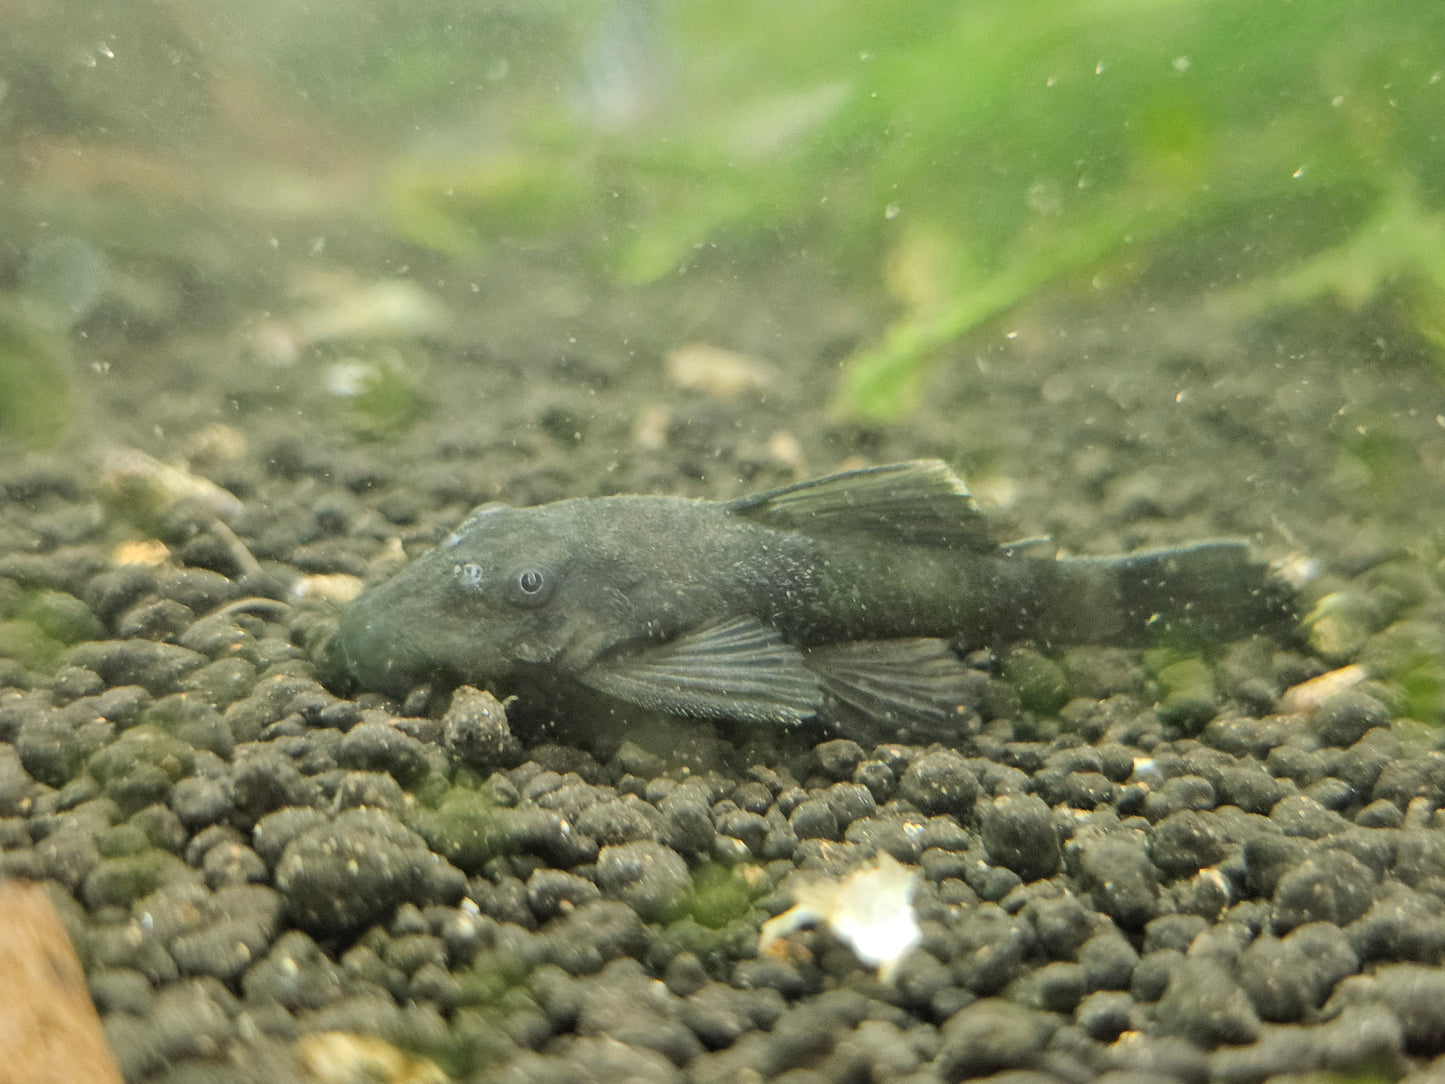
0, 881, 123, 1084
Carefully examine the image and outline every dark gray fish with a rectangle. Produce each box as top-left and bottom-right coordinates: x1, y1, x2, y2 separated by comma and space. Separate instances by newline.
336, 461, 1293, 737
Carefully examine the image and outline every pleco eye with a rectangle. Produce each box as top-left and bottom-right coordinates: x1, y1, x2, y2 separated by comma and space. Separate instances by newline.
507, 566, 553, 606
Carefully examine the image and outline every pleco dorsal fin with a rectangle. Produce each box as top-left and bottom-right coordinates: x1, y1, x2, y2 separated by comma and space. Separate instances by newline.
727, 460, 995, 549
579, 616, 823, 725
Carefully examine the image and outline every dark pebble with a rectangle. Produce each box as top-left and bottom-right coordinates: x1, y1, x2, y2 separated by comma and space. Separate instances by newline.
169, 883, 285, 981
716, 807, 769, 853
979, 793, 1060, 882
576, 795, 663, 845
595, 840, 692, 923
1242, 921, 1358, 1022
411, 790, 597, 871
1077, 990, 1143, 1041
948, 904, 1033, 995
934, 997, 1057, 1080
1211, 1002, 1405, 1081
251, 806, 330, 865
1079, 932, 1139, 992
83, 848, 199, 910
814, 739, 864, 780
443, 685, 522, 769
852, 759, 896, 802
659, 786, 714, 854
116, 597, 194, 642
1303, 776, 1356, 810
527, 869, 602, 921
382, 931, 447, 976
1314, 690, 1390, 746
0, 744, 39, 815
1374, 753, 1445, 809
496, 1036, 685, 1084
545, 900, 650, 976
821, 781, 877, 827
51, 663, 104, 702
335, 719, 434, 787
1012, 959, 1087, 1012
231, 745, 321, 824
1149, 810, 1229, 879
789, 797, 840, 841
1027, 893, 1094, 960
1143, 914, 1208, 955
1346, 887, 1445, 964
1271, 849, 1375, 933
1242, 832, 1304, 897
332, 770, 407, 812
17, 708, 113, 788
1355, 799, 1404, 828
683, 982, 786, 1049
103, 977, 239, 1082
65, 639, 208, 696
1130, 948, 1182, 1003
574, 958, 704, 1066
733, 956, 819, 1000
89, 726, 197, 816
1389, 829, 1445, 888
1074, 836, 1159, 930
274, 808, 467, 933
201, 840, 268, 887
1141, 774, 1216, 821
1332, 963, 1445, 1055
89, 967, 156, 1017
1153, 957, 1261, 1047
1215, 763, 1293, 814
1335, 728, 1401, 797
170, 768, 238, 838
898, 749, 978, 817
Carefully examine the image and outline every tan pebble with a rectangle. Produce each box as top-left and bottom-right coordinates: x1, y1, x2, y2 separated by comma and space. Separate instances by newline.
100, 446, 244, 521
290, 574, 366, 605
633, 403, 671, 450
376, 537, 409, 572
112, 539, 170, 566
1280, 664, 1369, 714
185, 422, 249, 462
764, 430, 806, 472
665, 342, 773, 399
294, 1031, 447, 1084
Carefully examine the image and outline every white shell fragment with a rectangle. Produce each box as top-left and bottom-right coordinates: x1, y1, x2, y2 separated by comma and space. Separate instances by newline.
759, 852, 922, 983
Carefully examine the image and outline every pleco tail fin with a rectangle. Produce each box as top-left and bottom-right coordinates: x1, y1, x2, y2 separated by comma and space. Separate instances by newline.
1044, 541, 1296, 648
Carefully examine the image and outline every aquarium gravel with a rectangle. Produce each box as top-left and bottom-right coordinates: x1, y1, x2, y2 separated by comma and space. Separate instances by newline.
3, 245, 1445, 1083
1, 428, 1444, 1084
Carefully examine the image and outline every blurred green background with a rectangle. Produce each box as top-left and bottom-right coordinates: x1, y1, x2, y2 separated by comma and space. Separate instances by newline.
2, 0, 1443, 435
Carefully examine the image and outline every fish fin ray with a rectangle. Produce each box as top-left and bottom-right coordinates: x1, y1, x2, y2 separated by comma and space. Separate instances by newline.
727, 460, 995, 550
581, 616, 822, 725
804, 638, 984, 742
999, 536, 1056, 559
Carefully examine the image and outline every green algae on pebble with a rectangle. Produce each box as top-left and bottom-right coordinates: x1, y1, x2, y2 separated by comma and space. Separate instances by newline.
408, 788, 580, 873
81, 849, 198, 910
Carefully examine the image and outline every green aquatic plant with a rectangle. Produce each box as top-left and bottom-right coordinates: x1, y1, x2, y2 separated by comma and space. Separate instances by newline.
7, 0, 1440, 423
0, 301, 71, 449
378, 0, 1443, 418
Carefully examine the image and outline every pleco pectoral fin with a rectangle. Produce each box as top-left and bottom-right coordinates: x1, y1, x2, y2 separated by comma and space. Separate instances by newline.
579, 616, 824, 725
803, 638, 985, 743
